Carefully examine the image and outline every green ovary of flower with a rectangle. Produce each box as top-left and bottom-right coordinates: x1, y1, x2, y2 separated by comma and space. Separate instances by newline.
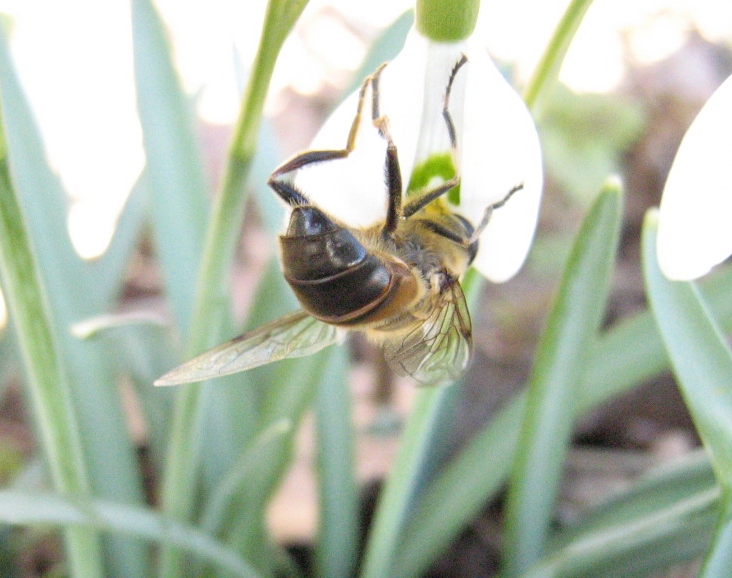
407, 152, 461, 205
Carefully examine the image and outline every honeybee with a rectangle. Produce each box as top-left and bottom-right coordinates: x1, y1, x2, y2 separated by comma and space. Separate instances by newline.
155, 55, 521, 387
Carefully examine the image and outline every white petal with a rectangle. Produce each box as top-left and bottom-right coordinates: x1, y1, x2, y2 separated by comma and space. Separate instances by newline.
456, 42, 543, 282
291, 30, 543, 284
657, 74, 732, 280
294, 31, 430, 228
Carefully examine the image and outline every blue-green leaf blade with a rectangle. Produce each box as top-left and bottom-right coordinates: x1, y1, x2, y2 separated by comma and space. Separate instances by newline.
131, 0, 209, 340
503, 182, 622, 573
0, 490, 262, 578
643, 209, 732, 576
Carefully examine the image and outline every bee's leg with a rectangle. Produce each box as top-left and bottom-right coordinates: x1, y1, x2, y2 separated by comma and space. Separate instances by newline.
360, 65, 406, 236
401, 55, 468, 219
466, 183, 524, 244
376, 115, 404, 235
268, 63, 390, 207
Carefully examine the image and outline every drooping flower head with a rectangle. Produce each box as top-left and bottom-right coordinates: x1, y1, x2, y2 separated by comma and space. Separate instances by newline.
657, 73, 732, 280
294, 25, 543, 283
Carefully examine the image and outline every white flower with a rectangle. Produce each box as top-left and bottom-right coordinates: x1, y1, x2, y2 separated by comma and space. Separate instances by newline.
294, 28, 543, 283
657, 74, 732, 280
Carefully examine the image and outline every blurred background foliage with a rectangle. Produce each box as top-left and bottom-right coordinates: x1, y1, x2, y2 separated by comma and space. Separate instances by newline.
0, 1, 730, 577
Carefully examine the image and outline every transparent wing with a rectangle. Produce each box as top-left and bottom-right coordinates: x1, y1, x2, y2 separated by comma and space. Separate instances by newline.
155, 310, 338, 386
383, 281, 473, 386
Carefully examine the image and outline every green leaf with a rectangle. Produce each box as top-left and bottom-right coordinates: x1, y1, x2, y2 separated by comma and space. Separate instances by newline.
503, 181, 623, 574
314, 346, 357, 578
0, 94, 104, 578
132, 0, 209, 341
524, 451, 718, 576
71, 313, 176, 473
157, 2, 311, 575
552, 450, 716, 545
90, 173, 149, 307
345, 10, 414, 98
523, 488, 718, 578
361, 385, 454, 578
393, 260, 732, 578
0, 20, 153, 578
523, 0, 596, 114
0, 490, 262, 578
643, 209, 732, 576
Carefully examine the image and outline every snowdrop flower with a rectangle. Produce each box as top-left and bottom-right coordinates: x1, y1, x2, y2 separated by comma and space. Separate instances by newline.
294, 26, 543, 283
657, 74, 732, 280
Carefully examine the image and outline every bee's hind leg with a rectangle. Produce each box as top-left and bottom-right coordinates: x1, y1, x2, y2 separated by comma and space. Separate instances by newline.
268, 62, 391, 207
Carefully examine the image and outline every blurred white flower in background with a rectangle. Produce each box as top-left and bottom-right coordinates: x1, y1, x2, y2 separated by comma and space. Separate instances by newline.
295, 28, 543, 282
657, 73, 732, 280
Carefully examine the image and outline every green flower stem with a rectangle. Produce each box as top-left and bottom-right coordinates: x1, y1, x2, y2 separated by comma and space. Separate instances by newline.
416, 0, 480, 42
522, 0, 594, 114
189, 1, 307, 357
158, 1, 308, 576
0, 113, 104, 575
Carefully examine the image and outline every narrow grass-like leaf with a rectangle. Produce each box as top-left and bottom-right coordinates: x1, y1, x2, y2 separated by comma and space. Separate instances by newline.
394, 261, 732, 578
0, 37, 88, 313
0, 24, 144, 308
522, 0, 595, 114
503, 182, 622, 574
361, 385, 453, 578
643, 210, 732, 576
314, 346, 356, 578
158, 2, 310, 575
189, 0, 309, 357
581, 261, 732, 408
0, 22, 152, 578
643, 212, 732, 483
381, 3, 600, 574
193, 259, 295, 503
200, 420, 292, 538
130, 2, 230, 575
0, 490, 262, 578
132, 0, 209, 340
527, 451, 719, 576
0, 119, 104, 577
231, 348, 341, 573
552, 450, 715, 546
522, 488, 718, 578
0, 327, 19, 401
393, 389, 524, 578
71, 314, 176, 472
184, 420, 291, 577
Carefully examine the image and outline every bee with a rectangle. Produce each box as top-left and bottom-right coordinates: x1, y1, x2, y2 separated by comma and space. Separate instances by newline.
155, 55, 521, 387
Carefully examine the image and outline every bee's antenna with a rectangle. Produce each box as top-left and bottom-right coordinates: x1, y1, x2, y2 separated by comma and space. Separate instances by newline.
468, 183, 524, 244
443, 54, 468, 152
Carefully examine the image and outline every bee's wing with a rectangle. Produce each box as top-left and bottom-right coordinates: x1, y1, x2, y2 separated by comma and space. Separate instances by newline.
155, 310, 338, 386
383, 281, 473, 386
